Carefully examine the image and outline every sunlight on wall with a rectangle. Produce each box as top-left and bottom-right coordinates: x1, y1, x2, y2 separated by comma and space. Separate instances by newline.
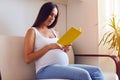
105, 0, 114, 18
104, 0, 120, 31
103, 0, 114, 33
114, 0, 120, 16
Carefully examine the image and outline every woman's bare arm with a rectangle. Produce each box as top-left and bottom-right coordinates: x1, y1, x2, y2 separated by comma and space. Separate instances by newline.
24, 28, 62, 64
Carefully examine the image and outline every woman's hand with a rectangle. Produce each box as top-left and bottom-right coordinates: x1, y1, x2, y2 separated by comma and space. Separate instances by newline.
62, 45, 71, 52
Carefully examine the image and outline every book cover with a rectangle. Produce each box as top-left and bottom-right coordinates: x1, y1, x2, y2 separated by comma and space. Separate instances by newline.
57, 27, 82, 46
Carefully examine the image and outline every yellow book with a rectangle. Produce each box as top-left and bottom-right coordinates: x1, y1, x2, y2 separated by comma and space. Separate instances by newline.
57, 27, 82, 46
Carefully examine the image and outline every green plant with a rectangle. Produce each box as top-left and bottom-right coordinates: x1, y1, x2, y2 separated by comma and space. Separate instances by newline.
99, 15, 120, 60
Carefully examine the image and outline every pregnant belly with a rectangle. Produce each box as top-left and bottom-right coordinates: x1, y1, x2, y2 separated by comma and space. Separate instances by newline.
35, 49, 69, 72
38, 49, 69, 65
47, 49, 69, 65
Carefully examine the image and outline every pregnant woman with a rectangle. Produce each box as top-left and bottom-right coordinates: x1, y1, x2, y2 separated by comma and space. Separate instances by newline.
24, 2, 104, 80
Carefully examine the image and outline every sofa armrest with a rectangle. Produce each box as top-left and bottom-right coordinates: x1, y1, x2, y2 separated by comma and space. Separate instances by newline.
75, 54, 120, 80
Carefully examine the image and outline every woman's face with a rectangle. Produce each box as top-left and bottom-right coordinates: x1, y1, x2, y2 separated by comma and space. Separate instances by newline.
43, 7, 58, 26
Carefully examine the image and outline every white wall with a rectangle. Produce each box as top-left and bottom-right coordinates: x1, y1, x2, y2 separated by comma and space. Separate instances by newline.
67, 0, 99, 66
67, 0, 98, 54
0, 0, 67, 37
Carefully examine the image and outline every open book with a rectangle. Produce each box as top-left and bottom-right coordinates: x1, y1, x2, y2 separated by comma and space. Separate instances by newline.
57, 27, 82, 46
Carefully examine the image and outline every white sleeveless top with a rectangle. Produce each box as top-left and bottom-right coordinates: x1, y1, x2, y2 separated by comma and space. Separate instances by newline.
32, 27, 69, 73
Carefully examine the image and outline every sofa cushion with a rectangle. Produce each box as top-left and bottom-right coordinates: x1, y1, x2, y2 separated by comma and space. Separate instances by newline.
104, 72, 119, 80
0, 36, 35, 80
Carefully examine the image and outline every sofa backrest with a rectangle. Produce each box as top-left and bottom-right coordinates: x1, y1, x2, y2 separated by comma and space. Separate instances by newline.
0, 36, 35, 80
0, 35, 74, 80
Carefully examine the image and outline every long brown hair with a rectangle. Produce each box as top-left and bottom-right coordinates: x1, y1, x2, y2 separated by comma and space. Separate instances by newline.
32, 2, 59, 28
